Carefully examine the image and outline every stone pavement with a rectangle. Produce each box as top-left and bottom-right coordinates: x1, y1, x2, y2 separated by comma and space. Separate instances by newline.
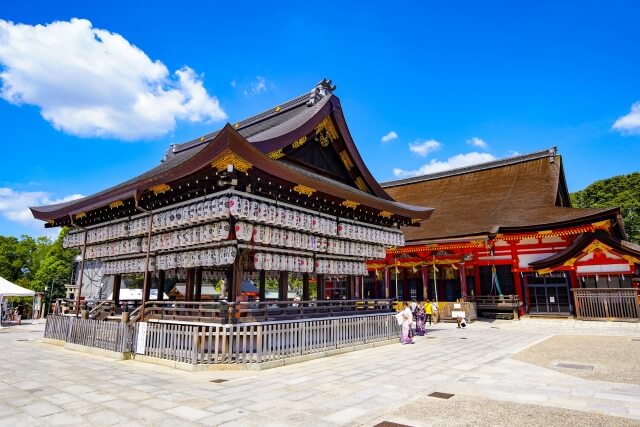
0, 318, 639, 426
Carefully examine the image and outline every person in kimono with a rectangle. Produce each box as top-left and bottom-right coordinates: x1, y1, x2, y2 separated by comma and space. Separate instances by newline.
414, 301, 426, 336
400, 302, 414, 344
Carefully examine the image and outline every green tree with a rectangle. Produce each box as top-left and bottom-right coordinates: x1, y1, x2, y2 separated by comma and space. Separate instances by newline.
571, 172, 640, 243
30, 228, 78, 299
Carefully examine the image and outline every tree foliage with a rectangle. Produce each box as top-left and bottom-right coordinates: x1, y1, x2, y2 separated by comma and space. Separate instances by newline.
0, 228, 77, 299
570, 172, 640, 243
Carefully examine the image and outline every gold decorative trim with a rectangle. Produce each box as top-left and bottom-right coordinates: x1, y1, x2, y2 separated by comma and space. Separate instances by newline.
149, 184, 171, 195
379, 210, 392, 219
47, 219, 55, 225
584, 240, 612, 254
291, 135, 307, 149
315, 116, 338, 147
562, 257, 578, 267
339, 150, 354, 170
211, 149, 252, 173
354, 176, 368, 193
275, 106, 281, 112
622, 254, 640, 264
267, 148, 285, 159
293, 185, 316, 197
592, 219, 611, 230
233, 123, 240, 129
75, 212, 87, 220
109, 200, 124, 209
199, 136, 205, 142
341, 200, 359, 209
411, 218, 421, 224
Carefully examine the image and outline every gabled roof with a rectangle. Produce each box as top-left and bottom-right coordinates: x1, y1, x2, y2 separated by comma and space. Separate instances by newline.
529, 230, 640, 270
383, 148, 623, 242
31, 81, 433, 226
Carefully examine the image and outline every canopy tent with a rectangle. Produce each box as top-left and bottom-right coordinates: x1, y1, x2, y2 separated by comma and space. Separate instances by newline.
0, 276, 35, 297
0, 277, 35, 328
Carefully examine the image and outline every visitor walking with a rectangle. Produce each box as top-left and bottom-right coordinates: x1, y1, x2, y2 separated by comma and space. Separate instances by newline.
399, 302, 414, 344
414, 301, 426, 335
424, 299, 433, 325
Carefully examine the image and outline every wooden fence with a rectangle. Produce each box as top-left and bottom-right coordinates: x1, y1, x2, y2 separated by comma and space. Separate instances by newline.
437, 302, 478, 322
44, 315, 133, 352
136, 313, 399, 365
573, 288, 640, 321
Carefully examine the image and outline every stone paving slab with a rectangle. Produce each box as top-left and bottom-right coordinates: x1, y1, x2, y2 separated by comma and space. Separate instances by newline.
1, 319, 639, 426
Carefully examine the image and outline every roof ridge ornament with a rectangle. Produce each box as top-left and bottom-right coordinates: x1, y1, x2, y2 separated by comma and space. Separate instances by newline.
307, 78, 336, 106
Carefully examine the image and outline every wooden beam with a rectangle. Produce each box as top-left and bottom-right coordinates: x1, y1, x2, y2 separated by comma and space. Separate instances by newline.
316, 274, 324, 300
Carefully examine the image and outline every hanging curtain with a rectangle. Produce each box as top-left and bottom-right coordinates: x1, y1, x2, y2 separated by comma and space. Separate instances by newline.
491, 265, 503, 296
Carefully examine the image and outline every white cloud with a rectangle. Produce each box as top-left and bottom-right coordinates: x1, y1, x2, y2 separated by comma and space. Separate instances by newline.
0, 18, 227, 140
230, 79, 237, 88
243, 76, 268, 96
0, 187, 83, 234
466, 136, 488, 148
393, 152, 497, 178
381, 131, 398, 143
612, 102, 640, 135
409, 139, 442, 157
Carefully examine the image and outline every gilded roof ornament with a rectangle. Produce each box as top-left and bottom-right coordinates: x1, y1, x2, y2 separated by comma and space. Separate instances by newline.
339, 150, 354, 170
211, 149, 252, 173
293, 185, 316, 197
109, 200, 124, 209
341, 200, 359, 209
149, 184, 171, 195
378, 211, 392, 219
292, 135, 307, 149
267, 148, 285, 159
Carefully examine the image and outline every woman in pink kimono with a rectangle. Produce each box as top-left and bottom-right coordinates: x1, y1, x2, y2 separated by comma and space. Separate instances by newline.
400, 302, 414, 344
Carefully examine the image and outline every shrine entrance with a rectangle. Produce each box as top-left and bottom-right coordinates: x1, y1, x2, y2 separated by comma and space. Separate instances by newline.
525, 273, 571, 315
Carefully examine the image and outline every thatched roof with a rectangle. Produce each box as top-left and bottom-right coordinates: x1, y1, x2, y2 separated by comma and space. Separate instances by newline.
383, 149, 622, 242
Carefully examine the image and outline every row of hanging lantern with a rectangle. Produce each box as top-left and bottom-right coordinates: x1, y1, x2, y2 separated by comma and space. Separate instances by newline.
314, 259, 367, 275
253, 252, 314, 273
85, 238, 142, 259
64, 192, 404, 249
150, 222, 230, 251
103, 257, 154, 275
155, 246, 237, 270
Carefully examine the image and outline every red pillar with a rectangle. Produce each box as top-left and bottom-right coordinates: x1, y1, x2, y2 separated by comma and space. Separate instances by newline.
421, 265, 429, 300
473, 263, 481, 297
513, 270, 524, 316
384, 268, 390, 299
459, 263, 467, 298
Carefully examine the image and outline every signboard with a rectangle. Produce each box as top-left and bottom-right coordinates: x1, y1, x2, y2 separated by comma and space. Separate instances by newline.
135, 322, 148, 354
549, 296, 555, 303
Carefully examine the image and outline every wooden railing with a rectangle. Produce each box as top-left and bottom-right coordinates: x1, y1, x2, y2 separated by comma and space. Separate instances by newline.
141, 299, 393, 324
467, 295, 521, 319
137, 313, 398, 365
89, 300, 116, 320
44, 315, 134, 352
573, 288, 639, 321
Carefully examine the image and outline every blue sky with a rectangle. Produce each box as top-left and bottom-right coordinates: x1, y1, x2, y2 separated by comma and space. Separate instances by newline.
1, 1, 639, 239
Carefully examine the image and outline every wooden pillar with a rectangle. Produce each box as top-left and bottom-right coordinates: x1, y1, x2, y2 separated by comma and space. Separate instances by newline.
346, 276, 353, 300
194, 268, 202, 301
302, 273, 310, 301
354, 276, 362, 299
143, 272, 152, 302
402, 268, 409, 301
513, 269, 523, 317
112, 274, 121, 306
278, 271, 288, 301
156, 271, 165, 301
230, 255, 243, 302
316, 274, 325, 300
473, 263, 482, 297
259, 270, 266, 301
185, 268, 195, 301
459, 263, 467, 298
421, 265, 429, 300
384, 268, 390, 299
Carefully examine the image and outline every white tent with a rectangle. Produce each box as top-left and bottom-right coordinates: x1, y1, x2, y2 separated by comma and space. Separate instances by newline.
0, 277, 35, 297
0, 277, 35, 328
